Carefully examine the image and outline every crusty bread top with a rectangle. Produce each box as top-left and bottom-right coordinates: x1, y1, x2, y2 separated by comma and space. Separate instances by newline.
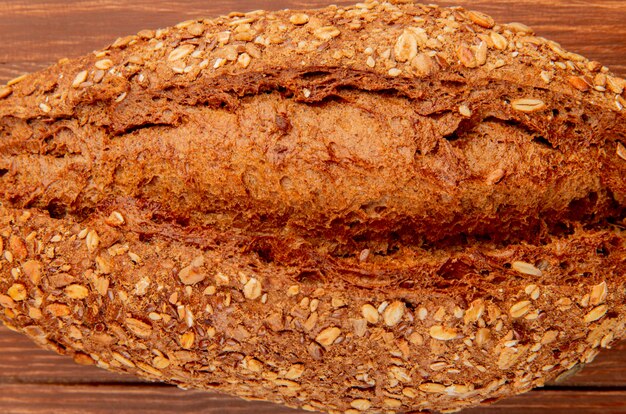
0, 0, 625, 259
1, 1, 625, 115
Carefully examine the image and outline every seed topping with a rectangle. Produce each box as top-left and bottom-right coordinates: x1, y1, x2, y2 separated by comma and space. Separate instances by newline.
511, 99, 546, 113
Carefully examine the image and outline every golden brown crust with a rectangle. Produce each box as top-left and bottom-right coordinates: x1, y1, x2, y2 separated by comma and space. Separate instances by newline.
0, 0, 624, 252
1, 204, 625, 413
0, 1, 625, 413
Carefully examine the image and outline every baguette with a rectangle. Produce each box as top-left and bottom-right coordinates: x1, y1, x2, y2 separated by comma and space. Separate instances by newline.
1, 1, 625, 412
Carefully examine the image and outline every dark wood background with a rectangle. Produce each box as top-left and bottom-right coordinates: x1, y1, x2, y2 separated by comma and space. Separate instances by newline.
1, 1, 625, 413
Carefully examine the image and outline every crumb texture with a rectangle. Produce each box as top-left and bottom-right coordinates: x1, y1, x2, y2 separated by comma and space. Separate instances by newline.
0, 1, 625, 413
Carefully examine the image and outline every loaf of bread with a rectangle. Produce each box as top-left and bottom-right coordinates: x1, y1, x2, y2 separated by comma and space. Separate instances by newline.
1, 1, 625, 412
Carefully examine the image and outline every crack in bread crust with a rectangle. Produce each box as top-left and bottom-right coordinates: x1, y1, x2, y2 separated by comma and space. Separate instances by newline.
1, 83, 624, 251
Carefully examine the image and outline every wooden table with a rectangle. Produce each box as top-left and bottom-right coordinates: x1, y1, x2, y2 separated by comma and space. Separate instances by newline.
1, 1, 625, 413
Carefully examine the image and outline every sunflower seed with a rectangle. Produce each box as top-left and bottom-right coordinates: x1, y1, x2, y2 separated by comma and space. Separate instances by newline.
506, 22, 533, 34
350, 399, 371, 411
511, 261, 542, 276
467, 11, 495, 28
315, 326, 341, 347
95, 59, 113, 70
383, 301, 405, 326
510, 301, 532, 318
568, 76, 590, 91
384, 398, 402, 408
457, 44, 476, 68
395, 30, 418, 63
168, 45, 195, 62
22, 260, 42, 285
511, 99, 546, 113
105, 211, 125, 227
243, 277, 262, 300
429, 325, 458, 340
115, 92, 127, 103
71, 71, 88, 88
584, 305, 607, 323
606, 76, 625, 94
0, 294, 16, 308
65, 284, 89, 299
243, 357, 263, 373
289, 13, 310, 25
237, 52, 252, 68
179, 331, 195, 349
464, 299, 485, 323
490, 32, 508, 50
314, 26, 341, 41
590, 281, 608, 306
80, 231, 98, 253
7, 284, 27, 301
419, 382, 446, 393
0, 86, 12, 99
459, 104, 472, 117
539, 71, 553, 84
474, 41, 488, 65
7, 74, 27, 86
411, 53, 435, 75
285, 364, 305, 379
46, 303, 70, 317
617, 142, 626, 161
125, 317, 153, 338
361, 304, 379, 324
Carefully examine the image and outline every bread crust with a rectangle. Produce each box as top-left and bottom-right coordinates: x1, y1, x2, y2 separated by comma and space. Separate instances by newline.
0, 1, 625, 412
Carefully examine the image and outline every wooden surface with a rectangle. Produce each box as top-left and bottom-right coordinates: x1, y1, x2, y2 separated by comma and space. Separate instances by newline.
0, 0, 625, 413
1, 327, 626, 413
0, 0, 626, 83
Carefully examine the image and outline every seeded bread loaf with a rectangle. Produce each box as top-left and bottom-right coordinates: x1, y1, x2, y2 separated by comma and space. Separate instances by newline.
0, 1, 625, 413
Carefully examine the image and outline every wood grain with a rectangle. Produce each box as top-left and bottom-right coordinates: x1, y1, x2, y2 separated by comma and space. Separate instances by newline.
0, 326, 143, 384
0, 383, 626, 414
0, 0, 625, 82
0, 384, 299, 414
2, 325, 626, 413
2, 326, 626, 386
1, 0, 625, 413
